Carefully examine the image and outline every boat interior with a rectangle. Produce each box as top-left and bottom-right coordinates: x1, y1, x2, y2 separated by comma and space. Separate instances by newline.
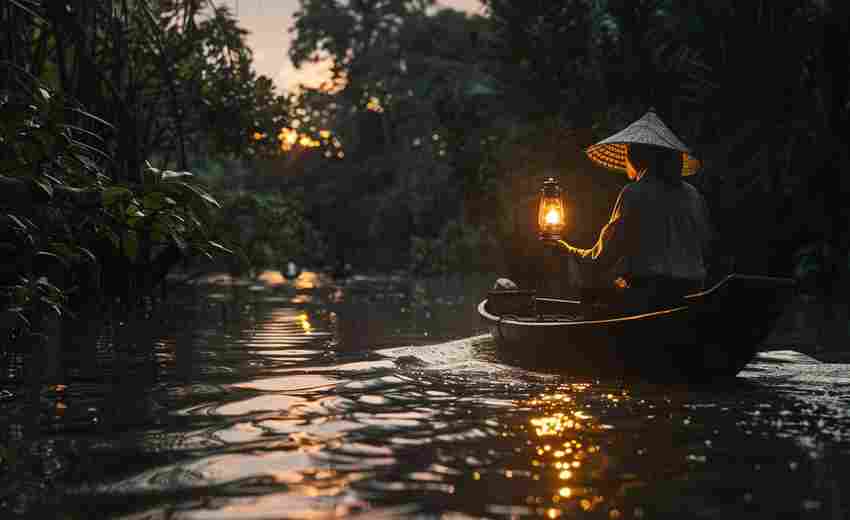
484, 274, 797, 323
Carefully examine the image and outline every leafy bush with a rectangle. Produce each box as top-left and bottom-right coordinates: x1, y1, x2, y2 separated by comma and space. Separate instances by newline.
409, 220, 503, 276
211, 191, 325, 277
0, 78, 225, 343
101, 162, 229, 263
1, 80, 108, 339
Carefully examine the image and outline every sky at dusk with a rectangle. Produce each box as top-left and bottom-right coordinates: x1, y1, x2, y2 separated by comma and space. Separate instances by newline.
220, 0, 484, 93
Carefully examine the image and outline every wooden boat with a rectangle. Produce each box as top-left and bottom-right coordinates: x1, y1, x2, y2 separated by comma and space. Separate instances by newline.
478, 274, 797, 381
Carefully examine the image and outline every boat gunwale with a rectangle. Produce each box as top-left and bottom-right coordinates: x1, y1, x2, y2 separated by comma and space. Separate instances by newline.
479, 274, 796, 328
478, 299, 690, 327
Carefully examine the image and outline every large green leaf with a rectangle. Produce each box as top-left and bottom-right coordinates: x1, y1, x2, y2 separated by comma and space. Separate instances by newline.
4, 214, 30, 232
207, 240, 234, 255
102, 186, 133, 206
161, 170, 194, 181
176, 181, 221, 208
76, 246, 97, 264
33, 178, 53, 198
123, 230, 139, 262
40, 246, 72, 267
125, 204, 145, 218
142, 167, 162, 187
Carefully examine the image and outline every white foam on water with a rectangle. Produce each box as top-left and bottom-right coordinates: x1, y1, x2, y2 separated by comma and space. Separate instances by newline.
378, 334, 492, 366
751, 350, 822, 364
376, 333, 549, 383
744, 350, 850, 384
743, 349, 850, 442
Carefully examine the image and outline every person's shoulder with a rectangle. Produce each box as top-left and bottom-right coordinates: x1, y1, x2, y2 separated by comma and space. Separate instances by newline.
680, 180, 706, 200
680, 179, 700, 193
620, 178, 653, 200
615, 181, 647, 212
613, 180, 648, 208
614, 182, 638, 205
625, 177, 704, 202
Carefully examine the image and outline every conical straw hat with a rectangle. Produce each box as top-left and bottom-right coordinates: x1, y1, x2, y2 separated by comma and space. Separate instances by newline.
585, 110, 701, 176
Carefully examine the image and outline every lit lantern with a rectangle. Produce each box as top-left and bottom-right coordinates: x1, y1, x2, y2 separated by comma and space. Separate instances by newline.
538, 177, 566, 240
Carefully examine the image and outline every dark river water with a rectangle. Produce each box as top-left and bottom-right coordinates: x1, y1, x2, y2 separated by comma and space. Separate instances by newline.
2, 271, 850, 519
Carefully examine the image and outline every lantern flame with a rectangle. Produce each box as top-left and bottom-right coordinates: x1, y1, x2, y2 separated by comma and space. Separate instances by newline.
538, 177, 566, 240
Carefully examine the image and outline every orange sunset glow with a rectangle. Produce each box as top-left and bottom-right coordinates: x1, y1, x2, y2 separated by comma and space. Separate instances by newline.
221, 0, 484, 92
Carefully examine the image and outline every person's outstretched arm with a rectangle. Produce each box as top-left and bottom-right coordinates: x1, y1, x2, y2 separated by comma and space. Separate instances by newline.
544, 187, 631, 274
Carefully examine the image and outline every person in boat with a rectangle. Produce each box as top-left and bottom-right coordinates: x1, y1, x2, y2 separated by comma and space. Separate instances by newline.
543, 110, 713, 301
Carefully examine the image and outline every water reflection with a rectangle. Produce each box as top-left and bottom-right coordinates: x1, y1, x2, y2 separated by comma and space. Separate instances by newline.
1, 272, 849, 519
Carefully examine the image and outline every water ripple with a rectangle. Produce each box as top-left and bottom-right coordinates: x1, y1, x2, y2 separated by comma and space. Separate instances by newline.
2, 275, 850, 519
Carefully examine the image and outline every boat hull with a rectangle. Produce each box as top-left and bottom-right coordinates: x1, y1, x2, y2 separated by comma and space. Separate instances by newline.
479, 274, 796, 381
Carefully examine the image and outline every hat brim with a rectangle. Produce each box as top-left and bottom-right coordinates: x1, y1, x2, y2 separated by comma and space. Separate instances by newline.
585, 111, 701, 176
586, 142, 702, 177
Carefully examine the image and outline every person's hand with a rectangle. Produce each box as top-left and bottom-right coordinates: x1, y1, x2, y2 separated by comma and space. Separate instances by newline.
539, 236, 564, 250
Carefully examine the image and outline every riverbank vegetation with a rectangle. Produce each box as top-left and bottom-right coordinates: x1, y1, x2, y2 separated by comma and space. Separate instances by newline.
0, 1, 304, 360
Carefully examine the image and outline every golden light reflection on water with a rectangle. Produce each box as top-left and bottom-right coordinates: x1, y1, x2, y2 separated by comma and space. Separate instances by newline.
254, 270, 326, 291
298, 312, 312, 333
294, 271, 320, 290
256, 270, 284, 286
290, 294, 314, 304
509, 384, 636, 518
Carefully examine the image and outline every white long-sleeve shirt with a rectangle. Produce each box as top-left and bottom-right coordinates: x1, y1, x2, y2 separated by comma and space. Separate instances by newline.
557, 175, 713, 286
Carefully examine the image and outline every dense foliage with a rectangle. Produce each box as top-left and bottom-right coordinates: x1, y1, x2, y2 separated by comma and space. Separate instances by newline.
287, 0, 504, 273
0, 0, 307, 348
